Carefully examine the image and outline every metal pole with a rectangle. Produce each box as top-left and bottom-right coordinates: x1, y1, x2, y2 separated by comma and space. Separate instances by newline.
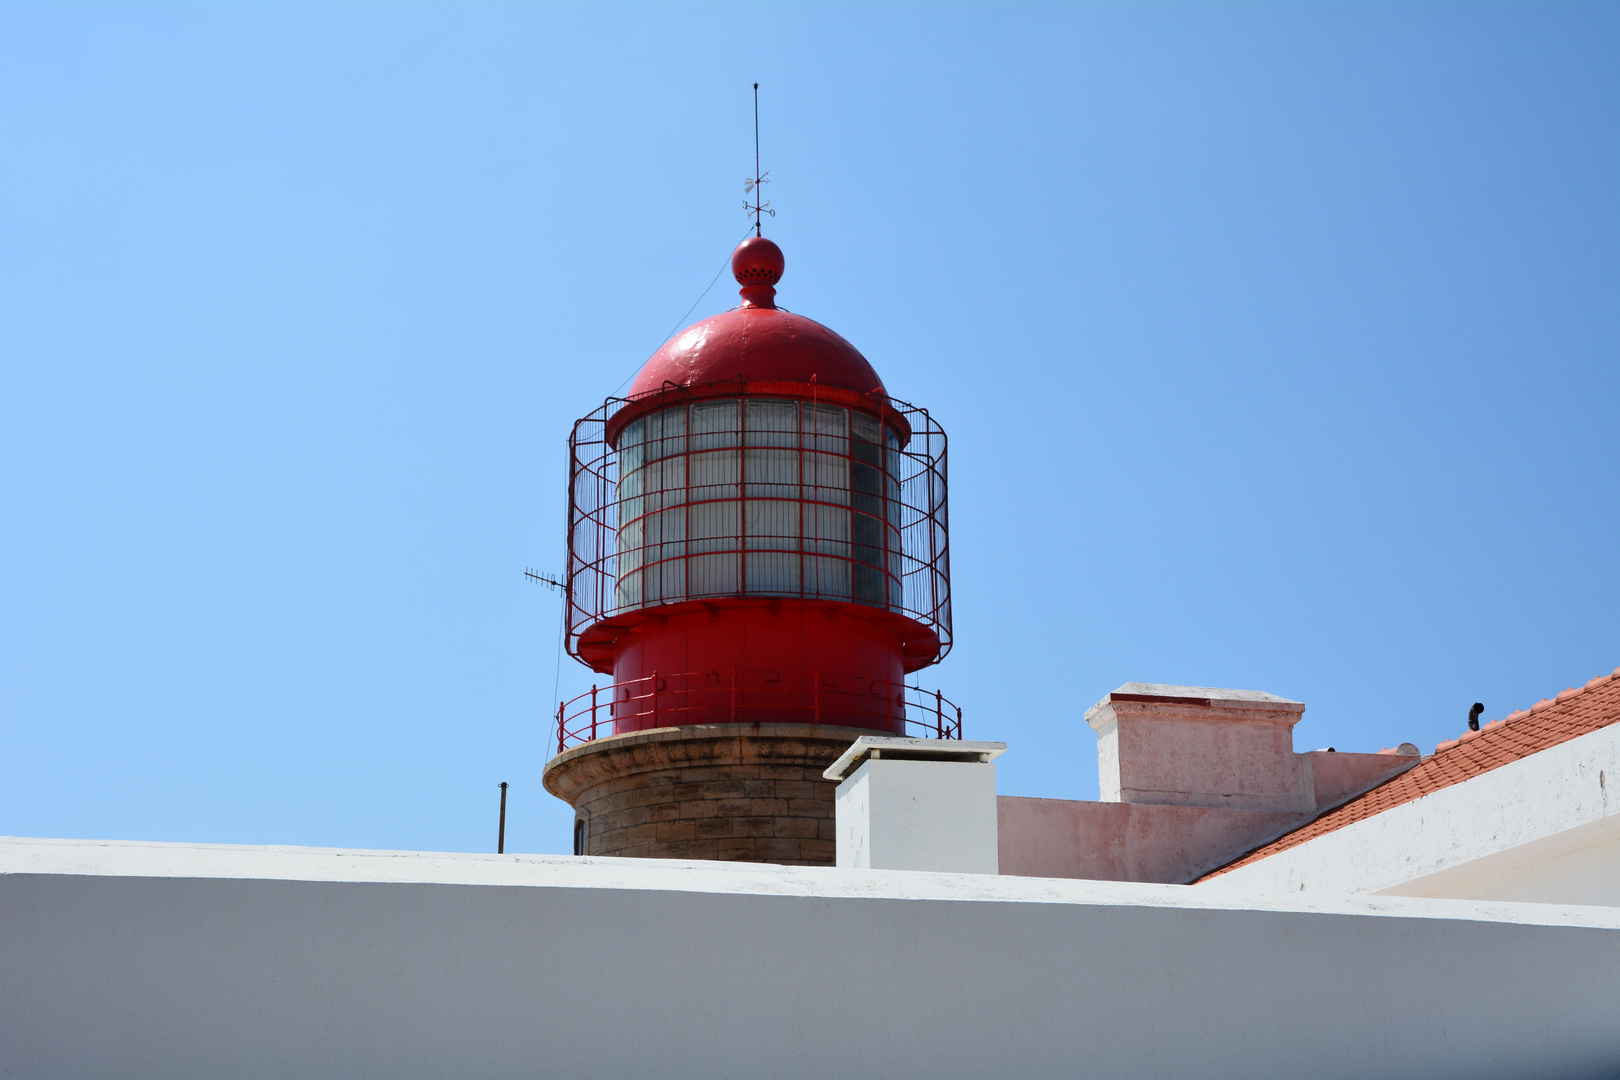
497, 782, 508, 854
590, 684, 599, 741
753, 82, 762, 237
652, 670, 659, 727
556, 701, 565, 755
935, 689, 943, 739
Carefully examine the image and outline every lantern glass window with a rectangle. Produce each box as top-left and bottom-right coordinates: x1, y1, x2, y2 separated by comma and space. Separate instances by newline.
571, 390, 949, 663
611, 397, 902, 612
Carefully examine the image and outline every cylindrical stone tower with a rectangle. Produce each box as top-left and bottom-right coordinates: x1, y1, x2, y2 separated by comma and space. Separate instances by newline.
543, 237, 956, 864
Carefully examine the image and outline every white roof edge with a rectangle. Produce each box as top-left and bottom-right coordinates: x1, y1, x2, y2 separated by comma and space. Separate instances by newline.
2, 836, 1614, 930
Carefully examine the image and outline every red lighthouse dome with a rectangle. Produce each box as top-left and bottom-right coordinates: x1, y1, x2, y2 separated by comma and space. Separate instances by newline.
627, 239, 886, 399
557, 235, 954, 749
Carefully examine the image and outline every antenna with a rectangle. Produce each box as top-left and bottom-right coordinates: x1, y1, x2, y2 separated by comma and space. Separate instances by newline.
744, 82, 774, 235
525, 568, 564, 592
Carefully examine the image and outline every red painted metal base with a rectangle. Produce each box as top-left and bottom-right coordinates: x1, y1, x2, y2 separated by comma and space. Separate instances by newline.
605, 598, 910, 734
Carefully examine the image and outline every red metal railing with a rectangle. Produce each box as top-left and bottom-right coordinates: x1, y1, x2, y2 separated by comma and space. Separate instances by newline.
554, 667, 962, 754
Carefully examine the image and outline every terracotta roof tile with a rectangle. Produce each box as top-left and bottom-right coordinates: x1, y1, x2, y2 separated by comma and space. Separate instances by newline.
1198, 666, 1620, 881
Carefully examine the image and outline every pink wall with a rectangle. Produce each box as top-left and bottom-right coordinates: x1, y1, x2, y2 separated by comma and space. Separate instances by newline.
997, 797, 1306, 883
1003, 682, 1421, 883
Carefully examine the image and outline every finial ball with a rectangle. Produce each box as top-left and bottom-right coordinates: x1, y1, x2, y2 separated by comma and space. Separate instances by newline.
732, 237, 785, 287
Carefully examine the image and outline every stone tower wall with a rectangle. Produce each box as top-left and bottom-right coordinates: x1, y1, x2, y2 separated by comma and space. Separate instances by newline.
542, 723, 874, 865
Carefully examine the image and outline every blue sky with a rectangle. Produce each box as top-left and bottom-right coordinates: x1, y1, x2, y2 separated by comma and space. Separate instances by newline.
2, 2, 1615, 855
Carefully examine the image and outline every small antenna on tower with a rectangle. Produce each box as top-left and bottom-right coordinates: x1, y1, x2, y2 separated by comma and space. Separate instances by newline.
525, 568, 563, 592
745, 82, 773, 235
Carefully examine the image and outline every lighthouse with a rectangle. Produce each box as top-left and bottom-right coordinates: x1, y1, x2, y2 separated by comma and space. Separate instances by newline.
543, 236, 957, 864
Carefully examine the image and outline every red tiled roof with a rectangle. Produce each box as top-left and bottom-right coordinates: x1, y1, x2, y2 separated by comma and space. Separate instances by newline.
1198, 666, 1620, 880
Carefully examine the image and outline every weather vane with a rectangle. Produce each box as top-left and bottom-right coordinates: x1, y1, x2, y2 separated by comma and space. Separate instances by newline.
745, 82, 773, 236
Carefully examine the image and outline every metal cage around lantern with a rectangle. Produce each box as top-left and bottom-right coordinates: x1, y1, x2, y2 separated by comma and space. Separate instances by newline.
564, 383, 951, 671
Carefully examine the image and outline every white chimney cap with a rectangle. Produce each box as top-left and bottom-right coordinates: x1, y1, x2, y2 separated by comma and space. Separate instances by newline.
824, 736, 1007, 782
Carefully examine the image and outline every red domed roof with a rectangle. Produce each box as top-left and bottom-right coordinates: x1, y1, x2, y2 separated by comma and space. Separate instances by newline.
627, 238, 886, 398
628, 308, 885, 397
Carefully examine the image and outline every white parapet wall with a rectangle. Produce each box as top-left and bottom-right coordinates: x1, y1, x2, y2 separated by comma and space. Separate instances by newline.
1204, 723, 1620, 905
4, 836, 1620, 1080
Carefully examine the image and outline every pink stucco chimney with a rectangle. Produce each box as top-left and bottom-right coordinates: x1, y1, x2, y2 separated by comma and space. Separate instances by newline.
1084, 684, 1313, 812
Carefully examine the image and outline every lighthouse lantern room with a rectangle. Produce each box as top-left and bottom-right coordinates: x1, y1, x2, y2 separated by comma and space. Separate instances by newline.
544, 237, 958, 864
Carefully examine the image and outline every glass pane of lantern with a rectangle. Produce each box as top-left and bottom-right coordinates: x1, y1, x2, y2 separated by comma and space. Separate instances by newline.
688, 552, 739, 597
631, 563, 657, 605
656, 554, 686, 603
617, 518, 643, 574
744, 448, 798, 498
602, 398, 930, 617
617, 417, 646, 475
852, 511, 887, 605
806, 503, 849, 557
851, 461, 883, 518
642, 506, 686, 603
746, 552, 800, 595
618, 462, 645, 501
806, 404, 847, 454
688, 449, 739, 502
656, 506, 687, 558
690, 400, 740, 450
744, 499, 798, 552
613, 531, 643, 606
613, 570, 641, 611
745, 399, 798, 448
646, 404, 687, 461
617, 486, 643, 529
803, 452, 849, 505
647, 454, 686, 512
805, 555, 851, 599
688, 499, 740, 554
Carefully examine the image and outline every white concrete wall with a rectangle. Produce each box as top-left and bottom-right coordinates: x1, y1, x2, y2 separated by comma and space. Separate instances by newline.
835, 758, 998, 873
5, 837, 1620, 1080
1382, 813, 1620, 906
1207, 723, 1620, 905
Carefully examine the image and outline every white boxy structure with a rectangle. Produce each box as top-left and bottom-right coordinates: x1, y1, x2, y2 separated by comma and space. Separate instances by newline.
4, 836, 1620, 1080
826, 736, 1005, 873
